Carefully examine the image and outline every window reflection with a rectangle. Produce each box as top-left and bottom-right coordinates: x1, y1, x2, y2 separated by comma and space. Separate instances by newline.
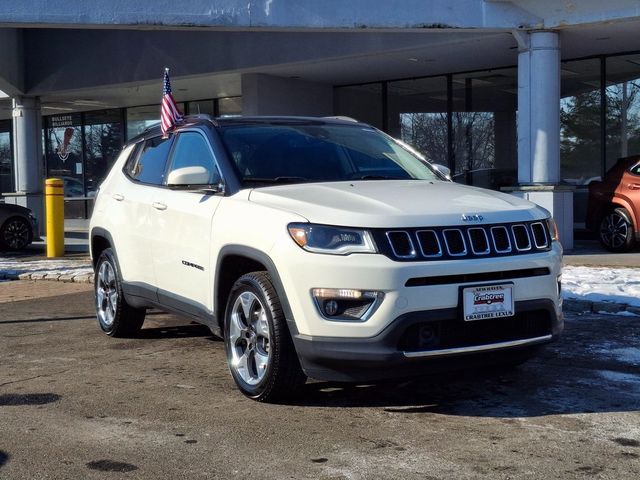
451, 69, 517, 190
560, 58, 602, 185
606, 54, 640, 171
0, 120, 12, 194
388, 76, 448, 167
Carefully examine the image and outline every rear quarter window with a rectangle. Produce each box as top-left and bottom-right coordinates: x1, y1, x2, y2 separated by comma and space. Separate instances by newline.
125, 136, 174, 185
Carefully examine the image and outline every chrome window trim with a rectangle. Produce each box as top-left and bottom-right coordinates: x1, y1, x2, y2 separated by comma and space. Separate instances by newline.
386, 230, 417, 259
490, 225, 512, 253
442, 228, 467, 256
467, 227, 491, 255
416, 229, 443, 258
511, 224, 532, 251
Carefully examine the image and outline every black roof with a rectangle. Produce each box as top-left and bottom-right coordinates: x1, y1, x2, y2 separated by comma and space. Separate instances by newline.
127, 115, 366, 146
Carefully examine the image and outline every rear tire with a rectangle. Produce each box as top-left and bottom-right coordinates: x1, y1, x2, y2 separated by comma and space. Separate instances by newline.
224, 271, 306, 402
599, 207, 636, 252
94, 248, 145, 337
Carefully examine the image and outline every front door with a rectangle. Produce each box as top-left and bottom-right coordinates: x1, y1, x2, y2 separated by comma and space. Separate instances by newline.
150, 130, 223, 315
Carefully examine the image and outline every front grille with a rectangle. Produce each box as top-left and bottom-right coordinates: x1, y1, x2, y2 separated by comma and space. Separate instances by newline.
374, 221, 551, 262
398, 309, 552, 353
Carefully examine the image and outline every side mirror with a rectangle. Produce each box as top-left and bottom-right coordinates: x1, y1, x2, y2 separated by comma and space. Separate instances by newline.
167, 166, 212, 186
432, 163, 451, 180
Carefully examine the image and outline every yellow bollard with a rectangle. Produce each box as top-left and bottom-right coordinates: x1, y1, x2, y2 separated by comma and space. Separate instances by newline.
45, 178, 65, 257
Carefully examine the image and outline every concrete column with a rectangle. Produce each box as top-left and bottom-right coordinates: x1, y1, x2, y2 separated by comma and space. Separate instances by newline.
517, 31, 560, 184
4, 96, 44, 234
242, 73, 333, 116
511, 31, 573, 249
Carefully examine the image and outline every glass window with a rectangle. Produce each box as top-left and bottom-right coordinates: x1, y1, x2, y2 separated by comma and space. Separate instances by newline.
334, 84, 383, 129
218, 97, 242, 116
560, 59, 602, 185
125, 104, 182, 141
169, 132, 219, 184
130, 136, 173, 185
218, 122, 439, 187
0, 120, 13, 194
187, 100, 215, 116
83, 109, 123, 196
451, 68, 517, 190
45, 113, 84, 197
606, 54, 640, 172
631, 161, 640, 176
388, 76, 448, 166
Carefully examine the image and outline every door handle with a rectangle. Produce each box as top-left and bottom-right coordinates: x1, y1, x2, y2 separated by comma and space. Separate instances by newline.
628, 183, 640, 190
112, 193, 124, 201
152, 201, 167, 211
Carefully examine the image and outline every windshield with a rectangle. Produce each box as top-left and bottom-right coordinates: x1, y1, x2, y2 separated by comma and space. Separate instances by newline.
217, 122, 441, 187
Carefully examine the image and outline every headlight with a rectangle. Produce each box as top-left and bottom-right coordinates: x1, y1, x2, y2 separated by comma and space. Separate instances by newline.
288, 223, 377, 255
546, 216, 559, 242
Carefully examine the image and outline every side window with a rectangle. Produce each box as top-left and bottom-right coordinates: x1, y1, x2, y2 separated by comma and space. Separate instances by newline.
630, 162, 640, 176
123, 142, 142, 177
128, 136, 173, 185
168, 131, 220, 184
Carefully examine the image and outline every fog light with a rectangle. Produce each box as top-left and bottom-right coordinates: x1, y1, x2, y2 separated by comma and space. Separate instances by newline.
324, 300, 339, 316
311, 288, 384, 322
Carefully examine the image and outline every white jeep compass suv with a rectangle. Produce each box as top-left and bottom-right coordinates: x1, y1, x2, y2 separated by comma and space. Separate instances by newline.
90, 115, 563, 402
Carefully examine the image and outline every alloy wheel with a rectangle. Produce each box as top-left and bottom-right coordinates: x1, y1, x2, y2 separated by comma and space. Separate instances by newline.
3, 218, 30, 250
600, 211, 630, 249
96, 261, 118, 327
228, 291, 271, 385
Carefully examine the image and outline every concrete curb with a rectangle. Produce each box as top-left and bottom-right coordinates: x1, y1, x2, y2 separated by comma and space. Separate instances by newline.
563, 298, 640, 316
0, 271, 94, 284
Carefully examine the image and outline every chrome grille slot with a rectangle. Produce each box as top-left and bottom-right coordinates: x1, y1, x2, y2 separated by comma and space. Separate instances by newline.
443, 229, 467, 256
416, 230, 442, 257
530, 222, 549, 248
386, 231, 416, 258
378, 221, 551, 261
512, 224, 532, 251
467, 227, 490, 255
490, 226, 511, 253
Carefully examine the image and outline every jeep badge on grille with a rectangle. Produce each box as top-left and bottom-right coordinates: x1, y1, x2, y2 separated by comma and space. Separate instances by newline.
462, 214, 484, 222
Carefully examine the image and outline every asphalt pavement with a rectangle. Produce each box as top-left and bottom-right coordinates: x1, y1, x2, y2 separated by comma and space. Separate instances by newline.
0, 281, 639, 479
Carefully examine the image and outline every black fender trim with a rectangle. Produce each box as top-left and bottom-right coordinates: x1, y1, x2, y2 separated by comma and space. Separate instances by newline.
89, 227, 116, 266
214, 245, 297, 335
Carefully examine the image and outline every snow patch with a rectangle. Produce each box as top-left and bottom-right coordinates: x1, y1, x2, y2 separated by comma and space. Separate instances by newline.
562, 266, 640, 307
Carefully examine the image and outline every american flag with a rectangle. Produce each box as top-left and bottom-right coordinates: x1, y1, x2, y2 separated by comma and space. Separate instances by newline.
161, 68, 183, 136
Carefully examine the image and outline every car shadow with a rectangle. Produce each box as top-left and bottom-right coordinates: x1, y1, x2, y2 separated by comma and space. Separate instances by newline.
137, 323, 214, 340
282, 314, 640, 418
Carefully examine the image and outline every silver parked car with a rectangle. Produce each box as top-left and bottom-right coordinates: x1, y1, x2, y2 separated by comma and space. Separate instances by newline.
0, 203, 38, 251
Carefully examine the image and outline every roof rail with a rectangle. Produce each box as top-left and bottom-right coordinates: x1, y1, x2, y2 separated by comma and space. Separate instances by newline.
322, 116, 359, 123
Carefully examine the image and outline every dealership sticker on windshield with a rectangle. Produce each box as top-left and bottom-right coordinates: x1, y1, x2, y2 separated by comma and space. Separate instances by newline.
463, 284, 514, 321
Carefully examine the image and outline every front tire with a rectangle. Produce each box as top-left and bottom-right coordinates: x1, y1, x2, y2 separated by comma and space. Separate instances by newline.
224, 271, 306, 402
95, 248, 145, 337
0, 216, 33, 250
599, 207, 636, 252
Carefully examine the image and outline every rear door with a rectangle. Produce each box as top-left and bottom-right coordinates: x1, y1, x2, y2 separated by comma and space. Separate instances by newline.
150, 129, 224, 315
113, 135, 174, 292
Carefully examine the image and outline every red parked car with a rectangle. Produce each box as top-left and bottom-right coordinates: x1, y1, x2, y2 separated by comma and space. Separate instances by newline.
587, 156, 640, 252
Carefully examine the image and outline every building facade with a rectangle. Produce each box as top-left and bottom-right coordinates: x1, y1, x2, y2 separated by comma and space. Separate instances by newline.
3, 1, 640, 248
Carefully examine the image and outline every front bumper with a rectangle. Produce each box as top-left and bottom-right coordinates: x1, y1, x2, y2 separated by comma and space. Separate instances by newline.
272, 239, 563, 338
291, 299, 562, 382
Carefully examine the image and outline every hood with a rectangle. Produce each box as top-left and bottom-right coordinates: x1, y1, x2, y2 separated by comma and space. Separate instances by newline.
248, 180, 546, 228
0, 202, 31, 216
